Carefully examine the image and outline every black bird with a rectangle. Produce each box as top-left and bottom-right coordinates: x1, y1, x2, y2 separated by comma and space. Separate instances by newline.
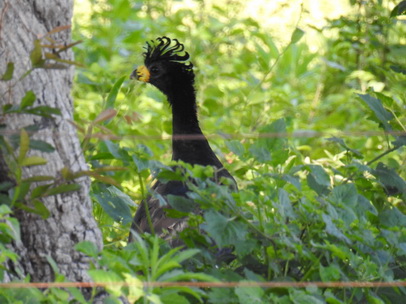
129, 37, 236, 244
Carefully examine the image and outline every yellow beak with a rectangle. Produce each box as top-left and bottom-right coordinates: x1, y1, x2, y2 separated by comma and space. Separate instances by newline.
130, 65, 150, 82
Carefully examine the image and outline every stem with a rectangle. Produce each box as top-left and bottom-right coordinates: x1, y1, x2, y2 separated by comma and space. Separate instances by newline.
301, 254, 323, 282
342, 145, 401, 184
249, 4, 304, 131
137, 171, 155, 236
366, 146, 399, 167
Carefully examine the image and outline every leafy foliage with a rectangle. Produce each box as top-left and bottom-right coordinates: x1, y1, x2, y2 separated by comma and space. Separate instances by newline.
1, 0, 405, 303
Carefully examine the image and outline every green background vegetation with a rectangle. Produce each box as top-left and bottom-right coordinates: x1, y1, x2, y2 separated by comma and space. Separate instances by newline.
1, 0, 406, 303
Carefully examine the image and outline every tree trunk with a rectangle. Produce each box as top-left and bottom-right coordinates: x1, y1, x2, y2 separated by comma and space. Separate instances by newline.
0, 0, 103, 284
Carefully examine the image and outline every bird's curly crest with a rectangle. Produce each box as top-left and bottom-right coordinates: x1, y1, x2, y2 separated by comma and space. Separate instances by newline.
144, 37, 192, 68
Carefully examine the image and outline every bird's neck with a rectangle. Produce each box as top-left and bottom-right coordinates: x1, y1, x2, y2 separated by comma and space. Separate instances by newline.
168, 89, 202, 135
167, 89, 214, 164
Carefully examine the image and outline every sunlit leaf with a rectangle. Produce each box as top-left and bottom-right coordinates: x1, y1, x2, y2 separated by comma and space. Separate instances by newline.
106, 76, 126, 109
93, 187, 133, 224
75, 240, 101, 258
18, 129, 30, 163
88, 270, 122, 297
20, 156, 47, 167
20, 91, 36, 109
290, 27, 305, 44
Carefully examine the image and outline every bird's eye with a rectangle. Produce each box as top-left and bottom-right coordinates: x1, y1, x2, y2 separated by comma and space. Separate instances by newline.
150, 66, 159, 73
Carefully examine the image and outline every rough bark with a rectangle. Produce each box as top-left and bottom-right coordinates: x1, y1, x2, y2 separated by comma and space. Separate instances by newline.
0, 0, 103, 283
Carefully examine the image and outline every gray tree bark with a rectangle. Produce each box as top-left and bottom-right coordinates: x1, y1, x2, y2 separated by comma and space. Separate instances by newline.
0, 0, 103, 284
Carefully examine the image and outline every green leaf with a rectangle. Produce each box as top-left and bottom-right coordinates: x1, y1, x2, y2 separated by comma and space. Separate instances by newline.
390, 64, 406, 75
390, 0, 406, 17
1, 62, 14, 81
103, 140, 130, 162
31, 184, 52, 199
88, 270, 122, 297
319, 264, 341, 281
203, 210, 247, 248
32, 199, 50, 219
307, 165, 330, 196
356, 194, 378, 217
20, 156, 47, 167
2, 217, 20, 242
44, 183, 81, 197
18, 129, 30, 163
171, 248, 200, 265
330, 184, 358, 207
93, 187, 133, 224
75, 241, 100, 258
208, 287, 236, 304
2, 104, 13, 113
249, 119, 287, 163
277, 188, 295, 218
20, 91, 36, 109
322, 213, 351, 244
290, 28, 305, 44
159, 269, 217, 282
290, 290, 324, 304
0, 204, 12, 215
235, 281, 264, 304
24, 105, 61, 117
106, 76, 126, 109
380, 207, 406, 227
160, 293, 189, 304
30, 139, 55, 152
167, 195, 197, 213
372, 162, 406, 197
327, 137, 362, 157
393, 135, 406, 148
358, 94, 393, 131
225, 140, 245, 158
30, 39, 44, 67
157, 169, 185, 182
107, 186, 135, 207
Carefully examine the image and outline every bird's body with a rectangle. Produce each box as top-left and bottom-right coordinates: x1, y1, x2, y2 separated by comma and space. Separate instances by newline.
129, 37, 235, 243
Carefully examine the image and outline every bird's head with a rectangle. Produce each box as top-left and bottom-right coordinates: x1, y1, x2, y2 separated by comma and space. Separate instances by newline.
131, 37, 195, 99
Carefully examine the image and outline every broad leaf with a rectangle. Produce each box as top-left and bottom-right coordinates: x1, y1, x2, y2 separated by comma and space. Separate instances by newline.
75, 241, 101, 258
30, 139, 55, 152
20, 91, 36, 109
358, 94, 393, 131
1, 62, 14, 81
372, 162, 406, 197
390, 0, 406, 17
106, 76, 126, 109
44, 183, 81, 197
306, 165, 330, 196
290, 27, 305, 44
93, 187, 133, 224
203, 210, 247, 248
167, 195, 197, 213
20, 156, 47, 167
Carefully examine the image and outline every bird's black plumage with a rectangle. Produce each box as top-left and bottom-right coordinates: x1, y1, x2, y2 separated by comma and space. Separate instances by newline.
129, 37, 236, 243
